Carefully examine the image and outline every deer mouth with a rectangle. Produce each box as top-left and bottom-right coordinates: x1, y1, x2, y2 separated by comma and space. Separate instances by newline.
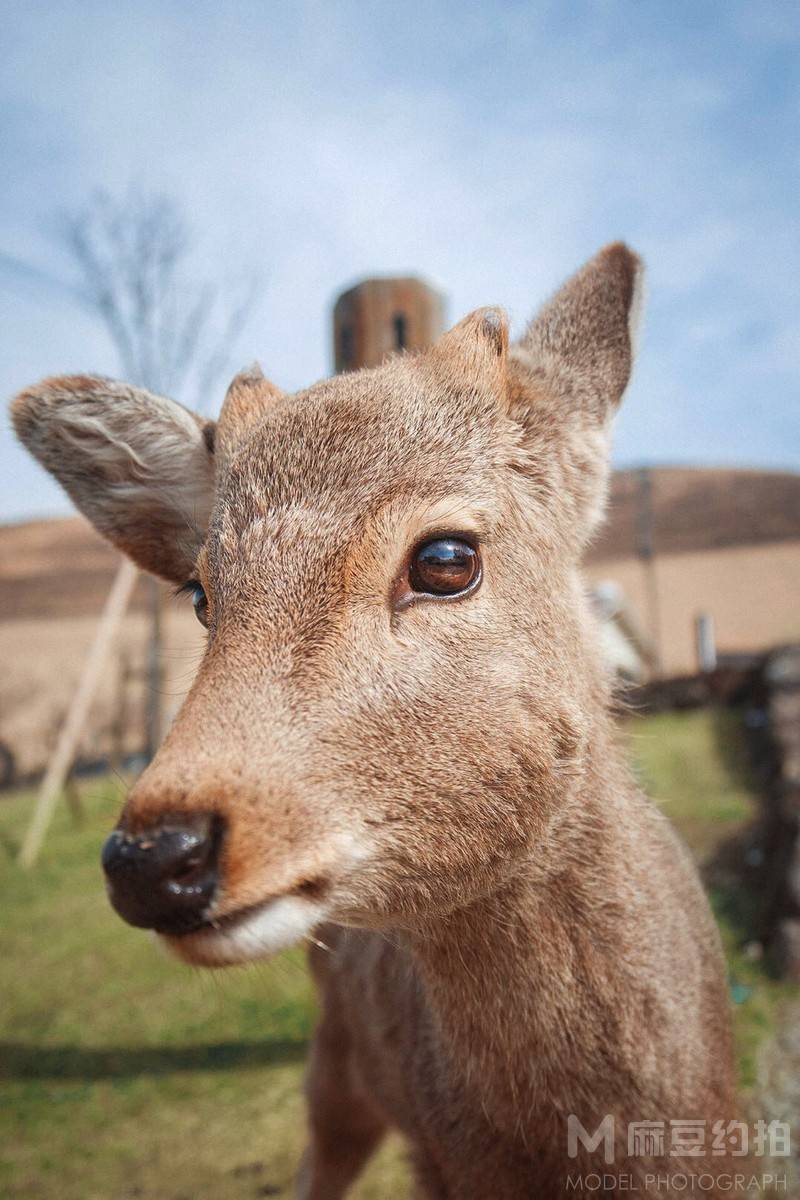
160, 892, 328, 967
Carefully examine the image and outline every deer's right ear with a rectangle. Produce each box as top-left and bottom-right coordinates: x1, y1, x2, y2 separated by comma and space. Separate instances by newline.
10, 375, 216, 584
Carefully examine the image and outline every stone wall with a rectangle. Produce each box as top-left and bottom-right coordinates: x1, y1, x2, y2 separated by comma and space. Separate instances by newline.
761, 646, 800, 981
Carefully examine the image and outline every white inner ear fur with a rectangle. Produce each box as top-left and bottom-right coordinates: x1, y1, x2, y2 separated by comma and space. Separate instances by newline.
80, 395, 214, 524
63, 383, 202, 465
12, 376, 216, 580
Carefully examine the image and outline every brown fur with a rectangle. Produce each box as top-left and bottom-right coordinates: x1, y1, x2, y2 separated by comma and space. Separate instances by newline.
11, 245, 737, 1198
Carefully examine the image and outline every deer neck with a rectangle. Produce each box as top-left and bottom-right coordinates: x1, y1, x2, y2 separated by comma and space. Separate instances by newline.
405, 734, 638, 1132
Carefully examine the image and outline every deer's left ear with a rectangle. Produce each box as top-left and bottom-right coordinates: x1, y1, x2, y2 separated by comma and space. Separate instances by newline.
516, 242, 644, 420
508, 243, 645, 549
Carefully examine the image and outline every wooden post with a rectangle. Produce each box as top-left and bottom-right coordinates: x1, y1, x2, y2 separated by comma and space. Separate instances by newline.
695, 612, 717, 673
144, 576, 163, 761
110, 650, 131, 773
64, 774, 85, 827
635, 467, 663, 677
332, 277, 445, 372
18, 558, 138, 867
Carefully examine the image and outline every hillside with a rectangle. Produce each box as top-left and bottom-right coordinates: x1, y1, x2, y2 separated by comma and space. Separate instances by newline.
0, 514, 153, 621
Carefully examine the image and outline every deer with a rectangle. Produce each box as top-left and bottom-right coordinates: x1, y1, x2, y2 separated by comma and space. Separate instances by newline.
12, 244, 738, 1198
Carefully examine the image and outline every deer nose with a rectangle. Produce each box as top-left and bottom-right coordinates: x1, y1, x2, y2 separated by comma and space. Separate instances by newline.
101, 813, 222, 935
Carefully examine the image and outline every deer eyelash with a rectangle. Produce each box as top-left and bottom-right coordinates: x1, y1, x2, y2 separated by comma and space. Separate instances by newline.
174, 578, 202, 598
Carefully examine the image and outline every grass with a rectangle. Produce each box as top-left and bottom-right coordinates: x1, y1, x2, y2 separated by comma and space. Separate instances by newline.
1, 708, 793, 1197
629, 706, 795, 1090
0, 779, 407, 1200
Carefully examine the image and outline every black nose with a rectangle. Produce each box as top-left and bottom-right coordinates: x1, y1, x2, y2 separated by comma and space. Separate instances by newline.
101, 813, 222, 935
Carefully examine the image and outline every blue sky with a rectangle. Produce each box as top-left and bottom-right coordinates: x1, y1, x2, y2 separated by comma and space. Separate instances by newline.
1, 0, 798, 520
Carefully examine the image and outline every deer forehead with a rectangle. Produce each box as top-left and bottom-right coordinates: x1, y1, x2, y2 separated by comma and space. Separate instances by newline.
209, 367, 504, 556
204, 489, 501, 611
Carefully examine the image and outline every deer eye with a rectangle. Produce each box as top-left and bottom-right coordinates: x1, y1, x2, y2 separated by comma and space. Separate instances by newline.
408, 537, 481, 598
177, 580, 209, 627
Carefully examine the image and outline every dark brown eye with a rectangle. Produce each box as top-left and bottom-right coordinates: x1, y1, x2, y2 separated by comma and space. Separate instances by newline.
409, 537, 480, 597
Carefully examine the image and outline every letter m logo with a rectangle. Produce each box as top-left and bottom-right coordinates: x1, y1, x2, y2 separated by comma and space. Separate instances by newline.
567, 1115, 615, 1164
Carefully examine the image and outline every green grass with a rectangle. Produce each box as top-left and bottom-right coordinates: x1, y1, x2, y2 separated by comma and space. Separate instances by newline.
0, 778, 407, 1200
1, 709, 793, 1197
629, 707, 795, 1090
629, 708, 755, 860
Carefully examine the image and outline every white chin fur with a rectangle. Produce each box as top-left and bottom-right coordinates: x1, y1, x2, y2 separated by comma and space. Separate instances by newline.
161, 895, 326, 966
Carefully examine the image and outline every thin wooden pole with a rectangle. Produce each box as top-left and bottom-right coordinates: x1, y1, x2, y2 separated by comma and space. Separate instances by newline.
18, 558, 139, 868
110, 650, 131, 774
635, 467, 663, 678
144, 577, 163, 761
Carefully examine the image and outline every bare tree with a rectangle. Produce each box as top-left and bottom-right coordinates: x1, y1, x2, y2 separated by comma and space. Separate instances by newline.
59, 188, 260, 758
60, 188, 259, 410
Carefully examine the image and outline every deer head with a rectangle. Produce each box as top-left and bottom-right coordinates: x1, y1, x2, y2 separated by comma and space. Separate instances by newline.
11, 243, 643, 965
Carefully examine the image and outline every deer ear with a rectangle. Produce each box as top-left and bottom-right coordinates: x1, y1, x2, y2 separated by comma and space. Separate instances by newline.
10, 375, 215, 583
516, 242, 644, 419
508, 244, 645, 551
